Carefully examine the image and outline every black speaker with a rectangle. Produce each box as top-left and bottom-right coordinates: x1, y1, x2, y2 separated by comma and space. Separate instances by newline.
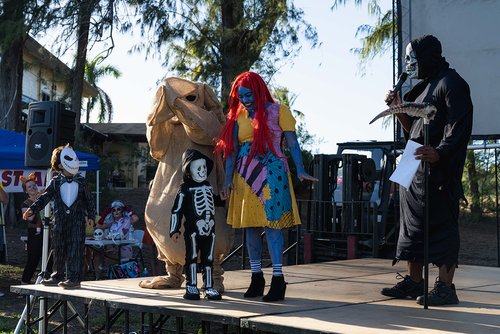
25, 101, 76, 167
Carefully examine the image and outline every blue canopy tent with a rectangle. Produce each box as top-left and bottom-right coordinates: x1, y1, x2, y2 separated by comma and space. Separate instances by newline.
0, 128, 99, 170
0, 129, 100, 262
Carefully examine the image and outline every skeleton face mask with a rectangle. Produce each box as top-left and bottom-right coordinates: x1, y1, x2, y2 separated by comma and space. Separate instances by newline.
405, 43, 418, 79
405, 43, 419, 79
60, 147, 79, 175
94, 228, 105, 241
190, 158, 207, 183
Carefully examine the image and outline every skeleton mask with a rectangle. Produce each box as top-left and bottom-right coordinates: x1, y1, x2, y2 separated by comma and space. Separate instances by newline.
94, 228, 105, 241
405, 43, 419, 79
60, 147, 79, 175
190, 158, 207, 183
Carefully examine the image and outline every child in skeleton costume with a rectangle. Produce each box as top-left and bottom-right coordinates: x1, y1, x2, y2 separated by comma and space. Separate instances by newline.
23, 145, 95, 289
170, 149, 221, 300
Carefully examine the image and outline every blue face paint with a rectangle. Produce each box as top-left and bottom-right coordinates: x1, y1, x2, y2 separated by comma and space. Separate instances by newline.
238, 86, 255, 112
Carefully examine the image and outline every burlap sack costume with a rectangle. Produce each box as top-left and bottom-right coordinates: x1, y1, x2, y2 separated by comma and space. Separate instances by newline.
139, 77, 234, 291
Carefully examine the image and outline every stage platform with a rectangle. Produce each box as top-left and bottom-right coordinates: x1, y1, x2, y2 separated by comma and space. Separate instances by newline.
11, 258, 500, 333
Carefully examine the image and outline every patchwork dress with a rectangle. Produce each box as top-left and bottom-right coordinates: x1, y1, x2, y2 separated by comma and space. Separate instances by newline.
227, 103, 301, 230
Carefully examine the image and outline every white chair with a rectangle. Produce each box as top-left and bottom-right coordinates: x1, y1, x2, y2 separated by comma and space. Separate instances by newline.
131, 229, 145, 269
132, 229, 145, 249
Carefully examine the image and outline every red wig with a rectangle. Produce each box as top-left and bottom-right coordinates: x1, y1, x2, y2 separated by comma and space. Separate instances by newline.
215, 72, 275, 161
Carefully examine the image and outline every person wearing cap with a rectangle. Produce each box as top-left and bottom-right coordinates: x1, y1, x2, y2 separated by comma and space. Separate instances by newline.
91, 200, 139, 274
101, 200, 135, 261
96, 200, 139, 229
23, 145, 96, 289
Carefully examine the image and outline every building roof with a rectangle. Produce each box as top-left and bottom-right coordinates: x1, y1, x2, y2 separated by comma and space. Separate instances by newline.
85, 123, 147, 142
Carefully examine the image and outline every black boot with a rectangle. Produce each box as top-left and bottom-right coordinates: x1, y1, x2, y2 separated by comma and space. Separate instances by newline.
262, 275, 287, 302
244, 272, 265, 298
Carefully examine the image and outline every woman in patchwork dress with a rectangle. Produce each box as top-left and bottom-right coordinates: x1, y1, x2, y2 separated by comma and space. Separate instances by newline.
216, 71, 317, 302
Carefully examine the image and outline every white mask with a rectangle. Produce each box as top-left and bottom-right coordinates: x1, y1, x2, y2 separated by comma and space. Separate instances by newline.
60, 147, 79, 175
190, 158, 207, 183
405, 43, 419, 79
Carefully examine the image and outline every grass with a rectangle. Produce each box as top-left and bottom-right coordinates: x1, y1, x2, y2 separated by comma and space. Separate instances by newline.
0, 264, 25, 334
0, 210, 497, 333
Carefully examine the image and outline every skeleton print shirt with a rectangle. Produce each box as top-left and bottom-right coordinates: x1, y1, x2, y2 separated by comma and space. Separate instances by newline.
169, 179, 216, 238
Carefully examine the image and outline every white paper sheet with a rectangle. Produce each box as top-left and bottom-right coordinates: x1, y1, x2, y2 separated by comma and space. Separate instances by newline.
389, 140, 423, 189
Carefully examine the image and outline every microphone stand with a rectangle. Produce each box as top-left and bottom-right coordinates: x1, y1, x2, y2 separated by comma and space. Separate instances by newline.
14, 168, 52, 334
371, 97, 434, 309
423, 119, 430, 309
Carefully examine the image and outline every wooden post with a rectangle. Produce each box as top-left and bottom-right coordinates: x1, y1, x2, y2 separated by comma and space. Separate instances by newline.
303, 232, 312, 263
347, 235, 358, 259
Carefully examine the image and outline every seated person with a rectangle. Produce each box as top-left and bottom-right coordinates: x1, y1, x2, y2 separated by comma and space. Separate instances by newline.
97, 200, 139, 227
89, 201, 138, 276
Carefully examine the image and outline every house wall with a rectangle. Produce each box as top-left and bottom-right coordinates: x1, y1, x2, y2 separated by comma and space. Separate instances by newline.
22, 51, 69, 103
19, 44, 92, 119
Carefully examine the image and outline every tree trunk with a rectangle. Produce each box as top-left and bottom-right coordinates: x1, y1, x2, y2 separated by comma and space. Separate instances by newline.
220, 0, 244, 110
0, 38, 24, 132
219, 0, 286, 109
466, 149, 481, 218
71, 0, 94, 135
0, 0, 26, 132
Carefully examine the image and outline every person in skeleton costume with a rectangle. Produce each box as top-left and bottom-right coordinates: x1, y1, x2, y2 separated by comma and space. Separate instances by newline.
381, 35, 472, 305
216, 72, 317, 302
139, 77, 233, 292
23, 145, 96, 289
170, 149, 221, 300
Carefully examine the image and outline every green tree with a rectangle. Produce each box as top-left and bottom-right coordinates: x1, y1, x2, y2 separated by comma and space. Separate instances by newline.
48, 0, 125, 131
0, 0, 25, 132
0, 0, 127, 132
0, 0, 57, 131
465, 149, 481, 219
273, 86, 318, 154
128, 0, 318, 105
70, 0, 95, 132
332, 0, 393, 75
463, 143, 499, 219
84, 55, 122, 123
31, 0, 132, 132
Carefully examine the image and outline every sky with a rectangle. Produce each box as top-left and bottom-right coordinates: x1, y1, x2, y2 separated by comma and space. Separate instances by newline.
84, 0, 395, 154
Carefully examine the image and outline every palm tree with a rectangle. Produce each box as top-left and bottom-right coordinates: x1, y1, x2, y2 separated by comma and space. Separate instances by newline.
332, 0, 395, 75
84, 55, 121, 123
